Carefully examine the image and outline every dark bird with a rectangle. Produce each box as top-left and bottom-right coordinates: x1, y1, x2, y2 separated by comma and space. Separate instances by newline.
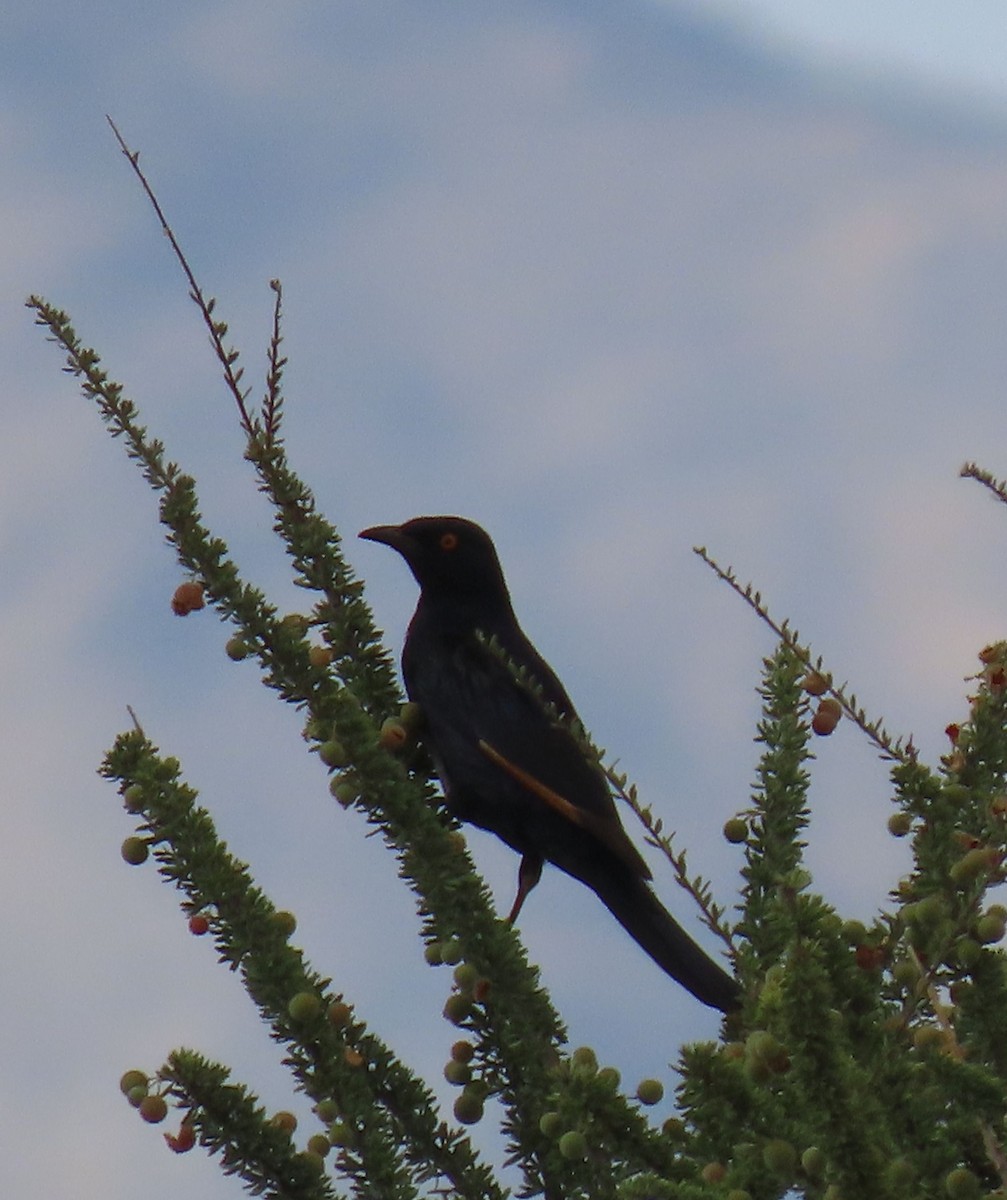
359, 516, 740, 1012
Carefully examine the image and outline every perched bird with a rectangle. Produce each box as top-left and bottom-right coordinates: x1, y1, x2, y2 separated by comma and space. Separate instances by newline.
359, 516, 740, 1012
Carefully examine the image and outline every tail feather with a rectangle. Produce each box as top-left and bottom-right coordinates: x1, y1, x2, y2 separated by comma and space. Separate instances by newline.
593, 872, 740, 1013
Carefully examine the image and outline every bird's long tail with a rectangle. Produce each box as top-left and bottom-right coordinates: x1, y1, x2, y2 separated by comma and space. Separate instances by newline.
593, 871, 740, 1013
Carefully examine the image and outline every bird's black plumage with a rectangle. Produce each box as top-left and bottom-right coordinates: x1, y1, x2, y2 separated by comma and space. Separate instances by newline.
359, 516, 740, 1013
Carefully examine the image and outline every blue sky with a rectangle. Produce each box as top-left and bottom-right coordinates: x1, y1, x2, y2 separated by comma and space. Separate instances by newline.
6, 2, 1007, 1196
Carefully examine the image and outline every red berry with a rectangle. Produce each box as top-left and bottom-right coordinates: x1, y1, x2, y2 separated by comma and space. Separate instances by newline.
308, 644, 333, 668
138, 1095, 168, 1124
379, 719, 409, 752
171, 580, 205, 616
270, 1111, 297, 1134
801, 670, 829, 696
811, 698, 842, 736
165, 1122, 196, 1153
327, 1001, 352, 1028
188, 914, 210, 936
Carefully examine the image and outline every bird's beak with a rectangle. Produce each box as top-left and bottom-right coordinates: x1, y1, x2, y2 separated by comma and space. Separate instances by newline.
359, 523, 410, 552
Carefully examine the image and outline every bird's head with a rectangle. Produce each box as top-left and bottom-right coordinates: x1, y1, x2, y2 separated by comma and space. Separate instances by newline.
359, 516, 511, 604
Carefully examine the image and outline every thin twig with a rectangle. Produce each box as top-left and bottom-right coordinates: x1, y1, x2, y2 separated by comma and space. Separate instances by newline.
105, 116, 255, 431
694, 545, 915, 764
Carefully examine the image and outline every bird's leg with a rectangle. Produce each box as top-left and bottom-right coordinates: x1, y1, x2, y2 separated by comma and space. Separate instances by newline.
507, 854, 543, 924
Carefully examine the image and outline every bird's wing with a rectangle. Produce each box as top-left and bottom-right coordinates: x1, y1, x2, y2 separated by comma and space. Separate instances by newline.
406, 618, 650, 880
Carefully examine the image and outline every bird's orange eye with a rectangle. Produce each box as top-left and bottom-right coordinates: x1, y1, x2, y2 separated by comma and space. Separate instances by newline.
440, 532, 459, 551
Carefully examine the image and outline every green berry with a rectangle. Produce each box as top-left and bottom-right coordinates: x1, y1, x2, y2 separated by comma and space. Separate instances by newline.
272, 910, 297, 937
557, 1130, 588, 1160
318, 739, 349, 768
909, 895, 947, 927
121, 836, 149, 865
329, 777, 358, 807
306, 1133, 330, 1157
636, 1079, 664, 1105
701, 1161, 727, 1184
122, 784, 145, 813
571, 1046, 598, 1072
451, 1040, 474, 1063
424, 942, 444, 965
444, 1060, 471, 1086
801, 1146, 826, 1178
453, 1091, 484, 1125
315, 1099, 339, 1123
225, 635, 250, 661
156, 756, 180, 780
945, 1167, 981, 1199
288, 992, 322, 1022
328, 1120, 355, 1147
440, 939, 463, 965
453, 963, 479, 991
762, 1138, 797, 1177
949, 846, 998, 885
299, 1150, 325, 1173
596, 1066, 621, 1090
443, 993, 473, 1024
885, 1159, 915, 1187
887, 812, 913, 837
119, 1069, 148, 1096
975, 911, 1006, 943
745, 1031, 788, 1074
538, 1111, 564, 1138
723, 817, 749, 843
953, 937, 982, 969
892, 958, 917, 987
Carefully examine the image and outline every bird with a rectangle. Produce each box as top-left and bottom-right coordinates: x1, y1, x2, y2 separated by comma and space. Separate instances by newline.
359, 516, 740, 1012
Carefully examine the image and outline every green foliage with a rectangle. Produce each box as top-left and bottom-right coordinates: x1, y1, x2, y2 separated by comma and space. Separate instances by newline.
28, 129, 1007, 1197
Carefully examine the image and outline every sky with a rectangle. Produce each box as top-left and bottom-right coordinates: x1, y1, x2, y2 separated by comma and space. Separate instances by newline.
6, 2, 1007, 1196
